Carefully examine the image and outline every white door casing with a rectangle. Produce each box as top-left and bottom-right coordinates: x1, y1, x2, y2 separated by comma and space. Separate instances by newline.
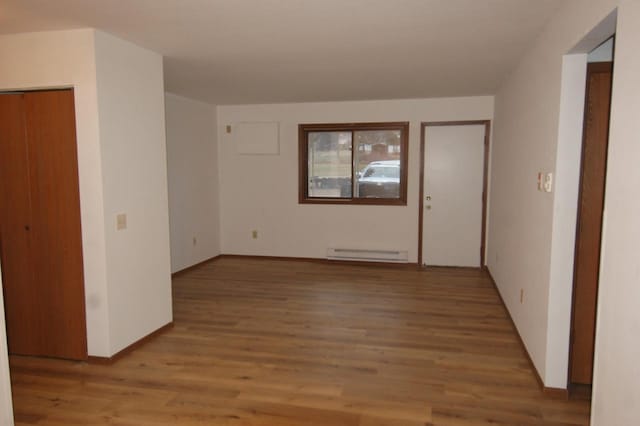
0, 263, 15, 426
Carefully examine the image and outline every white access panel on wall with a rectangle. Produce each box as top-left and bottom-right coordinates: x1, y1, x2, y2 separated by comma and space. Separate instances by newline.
234, 122, 280, 155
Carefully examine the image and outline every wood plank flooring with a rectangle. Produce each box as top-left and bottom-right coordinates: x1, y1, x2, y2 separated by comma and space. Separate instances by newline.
8, 257, 590, 425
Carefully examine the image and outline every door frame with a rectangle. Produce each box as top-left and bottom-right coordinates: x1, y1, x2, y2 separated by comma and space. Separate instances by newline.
418, 120, 491, 267
567, 61, 613, 388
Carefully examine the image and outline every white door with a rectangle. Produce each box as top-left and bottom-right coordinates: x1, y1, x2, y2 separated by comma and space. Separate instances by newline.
422, 124, 485, 267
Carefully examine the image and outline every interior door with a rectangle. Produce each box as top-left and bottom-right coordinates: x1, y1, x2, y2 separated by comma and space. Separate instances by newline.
0, 89, 87, 360
570, 62, 613, 385
0, 94, 38, 354
422, 124, 486, 267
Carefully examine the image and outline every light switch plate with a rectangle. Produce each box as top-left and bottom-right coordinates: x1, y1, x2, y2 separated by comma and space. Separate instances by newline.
537, 172, 544, 191
116, 213, 127, 230
543, 172, 553, 193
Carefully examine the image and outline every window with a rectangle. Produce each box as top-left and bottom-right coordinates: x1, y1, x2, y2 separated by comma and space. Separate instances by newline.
299, 122, 409, 205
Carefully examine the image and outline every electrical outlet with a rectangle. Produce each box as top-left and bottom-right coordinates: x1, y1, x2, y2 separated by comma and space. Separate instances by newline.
252, 230, 258, 239
520, 289, 524, 304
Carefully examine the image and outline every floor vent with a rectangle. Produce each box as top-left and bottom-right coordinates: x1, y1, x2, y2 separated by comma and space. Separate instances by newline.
327, 248, 409, 263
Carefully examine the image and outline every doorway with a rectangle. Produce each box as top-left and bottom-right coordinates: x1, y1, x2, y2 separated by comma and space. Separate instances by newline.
418, 121, 490, 267
0, 89, 87, 361
569, 59, 613, 390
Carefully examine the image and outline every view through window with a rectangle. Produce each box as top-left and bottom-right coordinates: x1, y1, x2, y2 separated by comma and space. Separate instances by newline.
299, 122, 408, 205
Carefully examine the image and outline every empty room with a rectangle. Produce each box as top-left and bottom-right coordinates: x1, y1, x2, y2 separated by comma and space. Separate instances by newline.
0, 1, 639, 425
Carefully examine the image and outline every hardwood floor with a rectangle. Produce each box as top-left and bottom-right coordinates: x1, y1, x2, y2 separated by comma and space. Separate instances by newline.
9, 257, 590, 425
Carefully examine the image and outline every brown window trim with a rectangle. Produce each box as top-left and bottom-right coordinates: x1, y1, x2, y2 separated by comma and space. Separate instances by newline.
298, 121, 409, 205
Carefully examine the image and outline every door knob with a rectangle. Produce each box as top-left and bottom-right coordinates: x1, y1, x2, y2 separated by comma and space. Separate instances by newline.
426, 205, 432, 210
426, 195, 432, 201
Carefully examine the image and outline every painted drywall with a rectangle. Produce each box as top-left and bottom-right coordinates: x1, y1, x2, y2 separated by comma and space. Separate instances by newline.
165, 93, 220, 272
217, 97, 493, 261
546, 53, 588, 387
94, 31, 172, 355
487, 0, 618, 389
591, 2, 640, 424
588, 37, 614, 62
0, 267, 14, 426
0, 29, 111, 356
0, 29, 173, 358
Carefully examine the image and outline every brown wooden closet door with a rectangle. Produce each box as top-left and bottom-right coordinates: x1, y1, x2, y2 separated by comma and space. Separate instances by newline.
23, 90, 87, 360
0, 94, 39, 354
0, 89, 87, 360
570, 62, 613, 385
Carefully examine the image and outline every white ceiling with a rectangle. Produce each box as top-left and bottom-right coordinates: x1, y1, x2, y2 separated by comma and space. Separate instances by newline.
1, 0, 566, 105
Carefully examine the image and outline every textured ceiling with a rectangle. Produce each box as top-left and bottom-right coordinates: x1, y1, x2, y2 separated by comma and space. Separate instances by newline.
1, 0, 567, 105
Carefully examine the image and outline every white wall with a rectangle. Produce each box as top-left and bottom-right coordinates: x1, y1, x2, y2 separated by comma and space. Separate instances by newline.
546, 52, 588, 388
165, 93, 220, 272
0, 266, 14, 426
592, 1, 640, 424
0, 29, 173, 360
588, 37, 614, 62
486, 0, 624, 393
94, 31, 173, 355
0, 29, 111, 356
218, 97, 493, 261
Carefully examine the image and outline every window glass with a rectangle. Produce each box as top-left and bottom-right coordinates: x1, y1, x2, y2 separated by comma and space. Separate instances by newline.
353, 130, 402, 199
307, 131, 352, 198
299, 122, 408, 205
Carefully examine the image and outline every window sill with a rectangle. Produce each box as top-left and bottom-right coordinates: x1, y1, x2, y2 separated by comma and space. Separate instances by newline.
299, 197, 407, 206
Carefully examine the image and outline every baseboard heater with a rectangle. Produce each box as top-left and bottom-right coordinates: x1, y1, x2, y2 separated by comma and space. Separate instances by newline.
326, 247, 409, 263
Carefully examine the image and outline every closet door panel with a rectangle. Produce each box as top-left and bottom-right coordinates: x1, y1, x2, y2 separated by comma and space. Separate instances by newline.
0, 94, 39, 354
23, 90, 87, 360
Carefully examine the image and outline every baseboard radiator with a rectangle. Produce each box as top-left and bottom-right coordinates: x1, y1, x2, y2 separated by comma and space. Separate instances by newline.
326, 247, 409, 263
